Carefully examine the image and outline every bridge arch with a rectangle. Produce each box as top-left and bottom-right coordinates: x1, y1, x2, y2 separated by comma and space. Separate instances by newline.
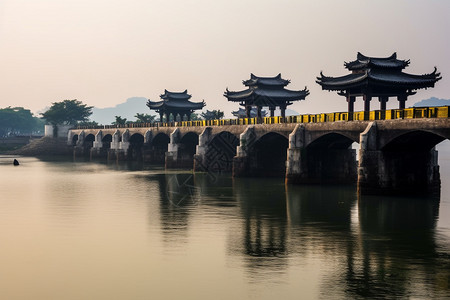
84, 134, 95, 150
304, 132, 357, 183
151, 132, 170, 164
378, 130, 445, 195
102, 134, 112, 149
128, 133, 145, 160
251, 132, 289, 177
381, 130, 447, 151
177, 132, 199, 168
307, 132, 358, 149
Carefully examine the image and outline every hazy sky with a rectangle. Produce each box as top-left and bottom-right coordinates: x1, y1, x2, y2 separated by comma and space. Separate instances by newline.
0, 0, 449, 118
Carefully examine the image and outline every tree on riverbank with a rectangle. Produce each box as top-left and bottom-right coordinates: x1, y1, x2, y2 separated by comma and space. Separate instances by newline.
41, 99, 93, 126
134, 113, 156, 123
201, 110, 224, 120
112, 116, 128, 125
0, 107, 44, 137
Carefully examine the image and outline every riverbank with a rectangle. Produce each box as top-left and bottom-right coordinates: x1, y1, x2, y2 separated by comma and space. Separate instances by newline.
4, 137, 72, 156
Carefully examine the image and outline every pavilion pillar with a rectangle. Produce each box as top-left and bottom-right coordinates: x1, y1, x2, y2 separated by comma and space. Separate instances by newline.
398, 94, 407, 110
379, 96, 388, 120
257, 106, 262, 118
363, 95, 372, 120
347, 96, 355, 121
379, 96, 388, 110
257, 106, 262, 123
280, 105, 286, 119
245, 105, 251, 118
159, 112, 164, 123
269, 107, 275, 117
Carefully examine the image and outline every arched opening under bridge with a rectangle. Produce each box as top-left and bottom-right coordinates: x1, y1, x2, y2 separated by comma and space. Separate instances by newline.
83, 134, 95, 154
251, 133, 288, 177
379, 130, 446, 194
177, 132, 199, 168
102, 134, 112, 149
151, 133, 170, 164
304, 133, 357, 184
128, 133, 144, 161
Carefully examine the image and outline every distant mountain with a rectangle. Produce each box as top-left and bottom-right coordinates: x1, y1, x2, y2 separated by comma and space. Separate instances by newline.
414, 97, 450, 107
90, 97, 153, 125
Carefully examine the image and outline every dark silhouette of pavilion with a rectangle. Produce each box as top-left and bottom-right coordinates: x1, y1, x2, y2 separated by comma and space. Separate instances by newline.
224, 74, 309, 118
316, 52, 441, 120
147, 90, 205, 122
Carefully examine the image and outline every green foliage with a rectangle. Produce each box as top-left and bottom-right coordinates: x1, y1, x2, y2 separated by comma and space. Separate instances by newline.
190, 112, 201, 121
0, 107, 44, 137
201, 110, 224, 120
78, 120, 99, 127
41, 99, 93, 126
112, 116, 127, 125
134, 113, 156, 123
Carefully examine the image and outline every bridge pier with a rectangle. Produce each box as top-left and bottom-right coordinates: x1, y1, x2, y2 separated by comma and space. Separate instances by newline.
166, 128, 195, 169
232, 126, 256, 177
285, 125, 306, 184
73, 130, 86, 158
286, 125, 357, 184
142, 130, 153, 162
107, 130, 130, 161
357, 122, 441, 196
90, 130, 107, 160
165, 128, 180, 168
193, 127, 212, 172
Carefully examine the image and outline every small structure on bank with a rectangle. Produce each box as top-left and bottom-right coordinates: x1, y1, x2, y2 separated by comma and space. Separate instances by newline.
147, 90, 205, 122
316, 52, 441, 119
224, 74, 309, 118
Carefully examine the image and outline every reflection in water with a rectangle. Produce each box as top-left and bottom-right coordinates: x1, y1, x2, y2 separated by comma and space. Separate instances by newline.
156, 173, 196, 249
0, 157, 449, 299
348, 195, 449, 298
232, 178, 289, 276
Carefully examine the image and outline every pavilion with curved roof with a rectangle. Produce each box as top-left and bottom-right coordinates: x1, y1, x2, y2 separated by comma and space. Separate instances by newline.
224, 73, 309, 118
147, 90, 205, 122
316, 52, 441, 120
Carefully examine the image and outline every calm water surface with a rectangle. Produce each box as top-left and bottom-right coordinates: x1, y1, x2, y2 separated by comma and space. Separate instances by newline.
0, 143, 449, 299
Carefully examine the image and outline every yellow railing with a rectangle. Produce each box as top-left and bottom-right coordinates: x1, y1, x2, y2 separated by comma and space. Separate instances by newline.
76, 106, 449, 130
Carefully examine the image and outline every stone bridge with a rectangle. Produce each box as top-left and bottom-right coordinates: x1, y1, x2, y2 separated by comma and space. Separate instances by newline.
68, 118, 450, 195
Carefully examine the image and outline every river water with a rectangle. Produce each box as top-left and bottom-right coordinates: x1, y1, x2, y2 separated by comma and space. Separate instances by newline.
0, 143, 449, 299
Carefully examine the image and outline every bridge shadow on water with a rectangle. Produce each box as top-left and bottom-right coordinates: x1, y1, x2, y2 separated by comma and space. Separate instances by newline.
98, 160, 449, 297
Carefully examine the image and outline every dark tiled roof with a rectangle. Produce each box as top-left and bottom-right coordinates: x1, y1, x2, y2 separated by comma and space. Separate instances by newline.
224, 87, 309, 102
344, 52, 410, 70
147, 99, 205, 110
147, 89, 204, 111
316, 68, 441, 91
243, 73, 290, 87
160, 89, 192, 100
